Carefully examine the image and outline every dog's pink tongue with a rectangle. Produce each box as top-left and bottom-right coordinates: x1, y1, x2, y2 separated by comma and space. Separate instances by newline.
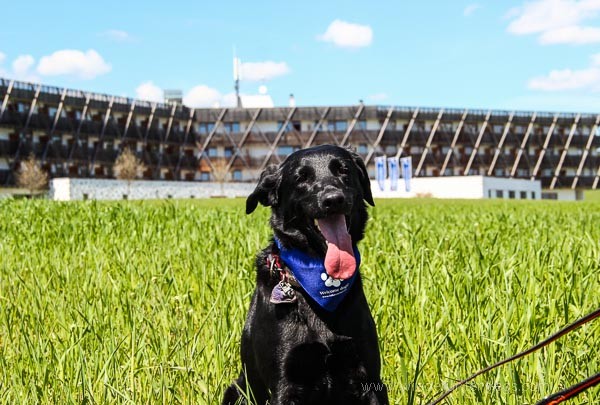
317, 215, 356, 280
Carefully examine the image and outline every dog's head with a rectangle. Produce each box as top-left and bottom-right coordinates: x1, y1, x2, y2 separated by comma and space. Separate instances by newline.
246, 145, 374, 279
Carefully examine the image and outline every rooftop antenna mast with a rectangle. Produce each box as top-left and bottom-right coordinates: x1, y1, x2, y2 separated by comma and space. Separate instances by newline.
233, 49, 242, 108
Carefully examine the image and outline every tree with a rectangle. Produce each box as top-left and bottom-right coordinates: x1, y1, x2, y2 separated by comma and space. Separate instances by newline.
16, 155, 49, 197
114, 147, 145, 180
114, 148, 146, 197
211, 159, 230, 196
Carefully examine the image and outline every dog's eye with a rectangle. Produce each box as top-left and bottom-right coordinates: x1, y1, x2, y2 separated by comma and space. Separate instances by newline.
329, 159, 349, 176
296, 166, 314, 183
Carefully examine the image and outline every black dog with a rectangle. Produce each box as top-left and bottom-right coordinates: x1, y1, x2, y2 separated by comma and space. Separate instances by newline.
223, 145, 388, 405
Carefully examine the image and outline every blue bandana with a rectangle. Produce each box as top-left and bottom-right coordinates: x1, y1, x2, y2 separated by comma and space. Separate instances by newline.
274, 238, 360, 312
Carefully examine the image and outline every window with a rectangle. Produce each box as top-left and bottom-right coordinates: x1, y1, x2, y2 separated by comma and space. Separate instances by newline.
198, 123, 215, 135
224, 147, 233, 158
520, 191, 527, 199
277, 145, 296, 156
207, 147, 218, 157
496, 190, 504, 198
357, 120, 367, 130
335, 120, 348, 132
223, 122, 240, 133
357, 144, 368, 154
200, 171, 210, 181
508, 190, 515, 199
277, 121, 293, 132
531, 191, 536, 199
232, 170, 243, 181
327, 121, 335, 132
488, 190, 492, 198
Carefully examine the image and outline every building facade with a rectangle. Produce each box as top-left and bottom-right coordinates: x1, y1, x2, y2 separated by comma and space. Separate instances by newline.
1, 77, 600, 190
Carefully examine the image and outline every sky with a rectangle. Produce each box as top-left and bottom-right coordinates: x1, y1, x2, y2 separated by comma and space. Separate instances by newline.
1, 0, 600, 112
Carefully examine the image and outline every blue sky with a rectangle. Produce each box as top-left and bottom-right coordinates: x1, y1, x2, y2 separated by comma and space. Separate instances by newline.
1, 0, 600, 112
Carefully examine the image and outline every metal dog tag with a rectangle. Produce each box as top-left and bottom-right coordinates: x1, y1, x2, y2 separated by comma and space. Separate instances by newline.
270, 281, 297, 304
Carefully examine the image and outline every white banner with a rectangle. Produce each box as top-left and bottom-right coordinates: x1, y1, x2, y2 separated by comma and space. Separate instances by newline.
375, 156, 387, 191
400, 157, 412, 192
387, 157, 399, 191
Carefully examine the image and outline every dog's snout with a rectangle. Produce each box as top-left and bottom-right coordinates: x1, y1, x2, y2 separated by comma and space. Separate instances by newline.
322, 192, 346, 211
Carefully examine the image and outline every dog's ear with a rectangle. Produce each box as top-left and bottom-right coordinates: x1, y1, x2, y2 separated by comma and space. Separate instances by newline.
347, 148, 375, 206
246, 165, 281, 214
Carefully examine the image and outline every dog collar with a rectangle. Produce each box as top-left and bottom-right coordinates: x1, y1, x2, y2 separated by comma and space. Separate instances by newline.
272, 238, 360, 312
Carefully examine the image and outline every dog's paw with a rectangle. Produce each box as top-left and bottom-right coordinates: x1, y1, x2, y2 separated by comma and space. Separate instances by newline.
321, 273, 342, 287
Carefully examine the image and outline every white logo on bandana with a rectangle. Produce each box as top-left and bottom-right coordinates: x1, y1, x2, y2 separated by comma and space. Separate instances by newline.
320, 272, 341, 288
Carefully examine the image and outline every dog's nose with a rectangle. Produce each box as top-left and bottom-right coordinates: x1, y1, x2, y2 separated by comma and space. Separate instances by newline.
322, 192, 346, 211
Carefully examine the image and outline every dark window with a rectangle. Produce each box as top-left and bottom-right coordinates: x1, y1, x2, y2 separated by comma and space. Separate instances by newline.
223, 122, 240, 133
509, 191, 515, 199
520, 191, 527, 199
198, 123, 215, 135
531, 191, 536, 199
277, 121, 293, 132
496, 190, 503, 198
224, 147, 233, 158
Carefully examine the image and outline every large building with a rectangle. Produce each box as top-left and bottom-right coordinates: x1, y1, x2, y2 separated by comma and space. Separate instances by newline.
1, 77, 599, 193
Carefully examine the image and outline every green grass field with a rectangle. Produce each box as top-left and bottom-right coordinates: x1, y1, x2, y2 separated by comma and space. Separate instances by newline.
0, 198, 598, 404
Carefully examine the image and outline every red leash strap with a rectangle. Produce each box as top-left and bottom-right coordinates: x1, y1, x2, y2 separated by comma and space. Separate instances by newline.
428, 307, 600, 405
536, 372, 600, 405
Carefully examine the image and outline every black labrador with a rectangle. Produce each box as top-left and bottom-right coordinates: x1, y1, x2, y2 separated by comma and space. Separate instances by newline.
223, 145, 388, 405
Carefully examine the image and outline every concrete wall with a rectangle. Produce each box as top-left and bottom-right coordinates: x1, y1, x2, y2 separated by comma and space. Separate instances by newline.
371, 176, 542, 200
48, 176, 575, 201
50, 178, 254, 201
482, 177, 542, 200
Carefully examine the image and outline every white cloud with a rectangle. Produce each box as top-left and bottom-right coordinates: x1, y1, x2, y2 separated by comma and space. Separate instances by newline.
13, 55, 35, 76
183, 85, 269, 108
183, 85, 225, 108
528, 67, 600, 90
100, 29, 133, 42
317, 19, 373, 48
463, 4, 481, 17
528, 53, 600, 91
135, 81, 164, 102
9, 54, 39, 82
539, 25, 600, 44
37, 49, 111, 79
507, 0, 600, 45
240, 61, 290, 82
